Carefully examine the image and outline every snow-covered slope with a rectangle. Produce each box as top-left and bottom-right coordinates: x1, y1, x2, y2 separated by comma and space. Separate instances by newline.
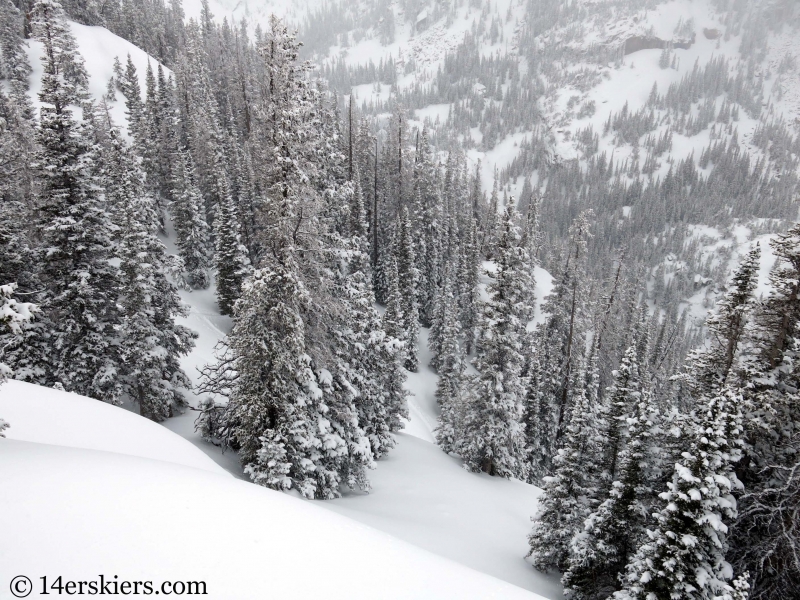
24, 22, 165, 138
1, 431, 547, 599
325, 433, 561, 597
0, 380, 224, 474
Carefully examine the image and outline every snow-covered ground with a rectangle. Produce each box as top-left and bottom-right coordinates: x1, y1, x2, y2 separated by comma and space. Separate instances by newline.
155, 267, 561, 596
0, 387, 548, 599
6, 22, 559, 597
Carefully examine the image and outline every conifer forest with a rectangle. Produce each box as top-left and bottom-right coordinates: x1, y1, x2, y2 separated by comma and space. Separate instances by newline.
2, 0, 800, 598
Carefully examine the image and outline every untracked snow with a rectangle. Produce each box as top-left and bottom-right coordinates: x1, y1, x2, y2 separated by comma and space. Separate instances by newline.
1, 437, 548, 599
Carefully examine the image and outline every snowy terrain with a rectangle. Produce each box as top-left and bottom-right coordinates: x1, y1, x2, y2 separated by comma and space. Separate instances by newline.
0, 383, 549, 599
6, 2, 796, 597
163, 261, 561, 596
4, 22, 562, 599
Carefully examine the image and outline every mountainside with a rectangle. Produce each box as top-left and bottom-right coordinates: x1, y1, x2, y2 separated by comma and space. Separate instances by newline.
4, 1, 800, 598
0, 382, 548, 600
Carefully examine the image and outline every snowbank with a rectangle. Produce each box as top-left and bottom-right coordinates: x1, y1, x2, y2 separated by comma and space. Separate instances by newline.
0, 380, 224, 474
0, 406, 546, 599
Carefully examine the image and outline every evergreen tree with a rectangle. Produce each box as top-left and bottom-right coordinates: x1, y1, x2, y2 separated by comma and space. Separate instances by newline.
340, 244, 407, 459
213, 185, 251, 315
731, 228, 800, 599
109, 127, 196, 421
459, 205, 532, 478
525, 212, 592, 479
220, 263, 330, 498
528, 370, 602, 573
396, 206, 420, 371
170, 147, 211, 289
120, 53, 142, 138
563, 389, 659, 600
680, 245, 761, 396
0, 282, 36, 438
599, 345, 643, 485
16, 0, 121, 400
615, 388, 745, 600
382, 256, 405, 347
434, 263, 466, 454
458, 218, 481, 356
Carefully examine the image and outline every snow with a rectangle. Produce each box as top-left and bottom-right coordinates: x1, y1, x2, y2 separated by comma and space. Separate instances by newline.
0, 380, 225, 475
325, 433, 562, 597
24, 22, 169, 138
4, 16, 576, 599
1, 437, 547, 600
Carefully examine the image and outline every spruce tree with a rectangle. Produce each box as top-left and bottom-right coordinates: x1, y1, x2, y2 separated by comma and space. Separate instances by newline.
382, 256, 406, 351
171, 147, 211, 289
19, 0, 121, 400
458, 218, 481, 356
563, 389, 659, 600
731, 228, 800, 599
109, 127, 196, 421
680, 245, 761, 396
528, 369, 602, 573
213, 184, 251, 315
459, 205, 532, 478
600, 345, 643, 485
434, 263, 466, 454
223, 262, 328, 498
340, 243, 407, 460
120, 53, 142, 138
525, 212, 592, 479
396, 207, 420, 371
615, 388, 746, 600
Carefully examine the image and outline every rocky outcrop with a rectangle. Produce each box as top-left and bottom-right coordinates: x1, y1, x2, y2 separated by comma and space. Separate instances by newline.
623, 33, 696, 55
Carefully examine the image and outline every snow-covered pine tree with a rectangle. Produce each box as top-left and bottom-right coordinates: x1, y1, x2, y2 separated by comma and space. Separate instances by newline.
339, 239, 407, 460
482, 174, 499, 257
0, 283, 37, 384
562, 388, 659, 600
434, 263, 466, 454
459, 204, 531, 478
120, 53, 142, 138
679, 245, 760, 397
730, 227, 800, 599
17, 0, 121, 400
0, 282, 36, 437
170, 147, 211, 288
108, 127, 196, 421
213, 181, 251, 315
599, 345, 643, 485
222, 262, 327, 498
413, 126, 440, 327
0, 0, 31, 88
382, 256, 406, 351
396, 206, 420, 371
525, 211, 592, 479
615, 388, 746, 600
458, 217, 481, 356
528, 365, 602, 573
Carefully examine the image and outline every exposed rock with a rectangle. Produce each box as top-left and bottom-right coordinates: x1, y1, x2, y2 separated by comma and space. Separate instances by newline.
623, 33, 696, 55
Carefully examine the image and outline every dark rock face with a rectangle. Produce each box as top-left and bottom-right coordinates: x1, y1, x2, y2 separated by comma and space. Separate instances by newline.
623, 33, 696, 55
703, 28, 721, 40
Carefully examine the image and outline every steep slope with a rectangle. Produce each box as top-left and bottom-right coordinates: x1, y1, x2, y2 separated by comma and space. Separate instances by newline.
10, 19, 561, 598
0, 380, 225, 474
1, 432, 548, 599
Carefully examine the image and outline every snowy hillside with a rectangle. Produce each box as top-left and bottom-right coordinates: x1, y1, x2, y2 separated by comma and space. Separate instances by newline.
163, 254, 561, 595
0, 384, 548, 600
6, 0, 800, 598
